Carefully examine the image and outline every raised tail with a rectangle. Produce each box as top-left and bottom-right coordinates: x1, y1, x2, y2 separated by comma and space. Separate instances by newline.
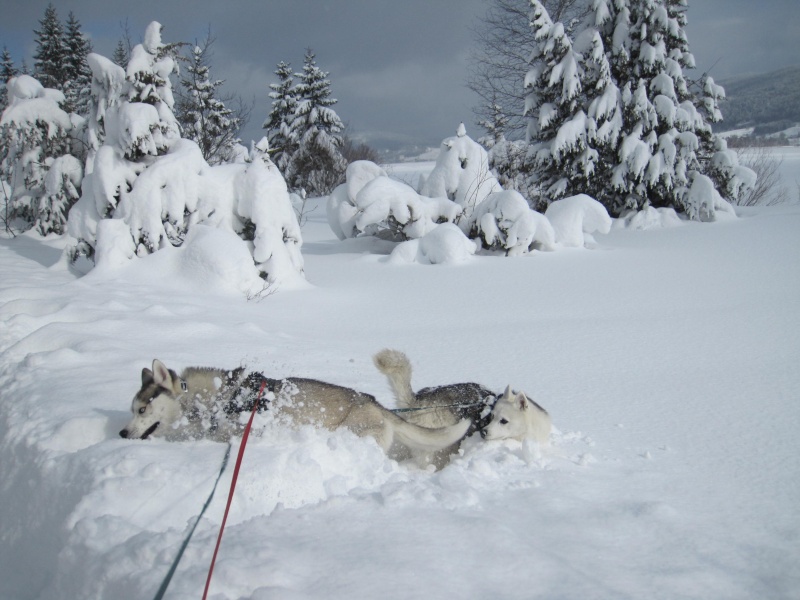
373, 348, 416, 408
390, 417, 471, 453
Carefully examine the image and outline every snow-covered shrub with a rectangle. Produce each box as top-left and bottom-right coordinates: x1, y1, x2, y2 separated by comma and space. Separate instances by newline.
614, 206, 684, 230
682, 172, 736, 223
544, 194, 612, 247
0, 74, 81, 234
66, 22, 305, 290
419, 123, 501, 226
327, 160, 461, 241
469, 190, 555, 256
388, 223, 478, 265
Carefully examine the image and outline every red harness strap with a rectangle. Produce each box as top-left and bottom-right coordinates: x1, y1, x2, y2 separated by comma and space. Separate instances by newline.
202, 378, 268, 599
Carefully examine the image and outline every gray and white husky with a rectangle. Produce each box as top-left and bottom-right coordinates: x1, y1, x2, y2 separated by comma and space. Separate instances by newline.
120, 359, 470, 463
373, 349, 551, 458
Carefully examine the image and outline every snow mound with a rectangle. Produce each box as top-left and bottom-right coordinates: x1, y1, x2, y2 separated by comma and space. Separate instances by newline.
471, 190, 556, 255
90, 224, 268, 296
614, 206, 685, 230
544, 194, 612, 247
389, 223, 477, 265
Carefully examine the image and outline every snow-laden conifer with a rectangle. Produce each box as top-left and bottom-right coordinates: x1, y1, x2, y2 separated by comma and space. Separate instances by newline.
523, 0, 754, 220
66, 22, 304, 290
177, 42, 241, 165
32, 4, 66, 91
284, 49, 347, 196
0, 74, 80, 234
264, 61, 298, 173
62, 12, 93, 116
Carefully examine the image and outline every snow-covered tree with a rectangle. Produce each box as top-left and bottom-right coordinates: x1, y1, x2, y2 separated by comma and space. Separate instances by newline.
176, 39, 241, 165
263, 61, 298, 172
32, 3, 66, 91
62, 11, 93, 116
124, 21, 181, 155
112, 40, 129, 69
66, 22, 305, 290
523, 0, 754, 220
0, 47, 17, 114
419, 123, 502, 227
0, 75, 81, 234
285, 49, 347, 196
469, 0, 591, 140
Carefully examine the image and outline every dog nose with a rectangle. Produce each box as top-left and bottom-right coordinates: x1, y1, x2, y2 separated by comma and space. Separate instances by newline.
119, 429, 129, 438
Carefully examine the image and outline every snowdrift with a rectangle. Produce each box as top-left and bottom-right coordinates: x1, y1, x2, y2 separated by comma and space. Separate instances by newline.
2, 194, 799, 599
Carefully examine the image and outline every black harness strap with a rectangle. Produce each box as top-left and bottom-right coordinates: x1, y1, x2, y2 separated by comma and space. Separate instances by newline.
221, 372, 278, 416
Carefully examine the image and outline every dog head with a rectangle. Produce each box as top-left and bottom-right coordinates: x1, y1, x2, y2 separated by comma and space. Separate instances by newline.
481, 385, 534, 442
119, 359, 185, 440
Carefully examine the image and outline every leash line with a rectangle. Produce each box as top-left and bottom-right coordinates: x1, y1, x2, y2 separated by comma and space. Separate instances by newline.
152, 443, 232, 600
391, 401, 484, 413
202, 378, 268, 600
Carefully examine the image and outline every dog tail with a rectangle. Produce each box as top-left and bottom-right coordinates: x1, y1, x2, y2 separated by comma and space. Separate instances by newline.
391, 417, 471, 452
373, 349, 416, 408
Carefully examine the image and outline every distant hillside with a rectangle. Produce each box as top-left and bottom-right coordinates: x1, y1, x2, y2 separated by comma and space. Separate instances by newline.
715, 66, 800, 135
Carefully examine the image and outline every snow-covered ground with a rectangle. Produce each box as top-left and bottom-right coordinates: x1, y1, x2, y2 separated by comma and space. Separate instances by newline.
1, 160, 800, 599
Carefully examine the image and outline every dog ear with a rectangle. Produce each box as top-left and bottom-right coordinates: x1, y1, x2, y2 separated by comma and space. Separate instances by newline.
501, 385, 513, 400
152, 359, 172, 387
516, 392, 529, 411
141, 367, 154, 386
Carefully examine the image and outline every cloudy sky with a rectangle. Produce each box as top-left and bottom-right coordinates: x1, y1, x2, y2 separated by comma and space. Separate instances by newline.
1, 0, 798, 151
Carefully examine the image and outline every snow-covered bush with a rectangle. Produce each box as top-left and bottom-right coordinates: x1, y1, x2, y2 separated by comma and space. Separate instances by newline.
544, 194, 612, 247
66, 22, 305, 290
0, 74, 82, 234
327, 160, 461, 241
614, 206, 684, 230
469, 190, 555, 256
682, 172, 736, 223
388, 223, 478, 265
419, 123, 502, 227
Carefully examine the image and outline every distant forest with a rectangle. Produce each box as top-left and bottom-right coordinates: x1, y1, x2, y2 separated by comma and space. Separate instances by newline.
716, 66, 800, 135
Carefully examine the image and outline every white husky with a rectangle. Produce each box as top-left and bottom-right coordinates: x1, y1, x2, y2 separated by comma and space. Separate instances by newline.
374, 349, 551, 451
481, 385, 552, 445
120, 359, 470, 464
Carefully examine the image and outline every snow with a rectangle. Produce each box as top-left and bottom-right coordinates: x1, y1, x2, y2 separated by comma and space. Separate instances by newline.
388, 222, 478, 265
2, 157, 800, 600
544, 193, 613, 246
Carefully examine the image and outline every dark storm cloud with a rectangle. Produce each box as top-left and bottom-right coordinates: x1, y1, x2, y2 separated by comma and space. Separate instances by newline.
1, 0, 797, 149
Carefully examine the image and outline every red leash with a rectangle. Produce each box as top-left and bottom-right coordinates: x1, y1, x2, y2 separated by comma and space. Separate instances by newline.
202, 379, 268, 600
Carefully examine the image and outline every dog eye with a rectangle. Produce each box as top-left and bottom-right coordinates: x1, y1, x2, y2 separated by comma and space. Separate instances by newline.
499, 418, 509, 425
138, 406, 147, 414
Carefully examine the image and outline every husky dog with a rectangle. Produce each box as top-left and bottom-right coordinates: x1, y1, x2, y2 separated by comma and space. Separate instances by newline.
481, 385, 551, 444
373, 349, 551, 452
120, 359, 470, 464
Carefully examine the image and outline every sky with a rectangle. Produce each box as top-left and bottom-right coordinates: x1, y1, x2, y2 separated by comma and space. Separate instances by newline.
0, 0, 798, 153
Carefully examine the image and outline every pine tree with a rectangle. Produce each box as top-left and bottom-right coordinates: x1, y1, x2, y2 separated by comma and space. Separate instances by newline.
124, 21, 182, 156
32, 3, 66, 91
0, 75, 78, 234
524, 0, 597, 208
0, 47, 18, 114
285, 49, 347, 196
177, 40, 241, 164
263, 61, 298, 172
0, 48, 17, 83
112, 40, 129, 68
62, 11, 93, 115
523, 0, 753, 219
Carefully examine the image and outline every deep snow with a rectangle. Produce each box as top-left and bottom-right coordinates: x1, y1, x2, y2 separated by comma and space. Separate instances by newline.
1, 160, 799, 599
